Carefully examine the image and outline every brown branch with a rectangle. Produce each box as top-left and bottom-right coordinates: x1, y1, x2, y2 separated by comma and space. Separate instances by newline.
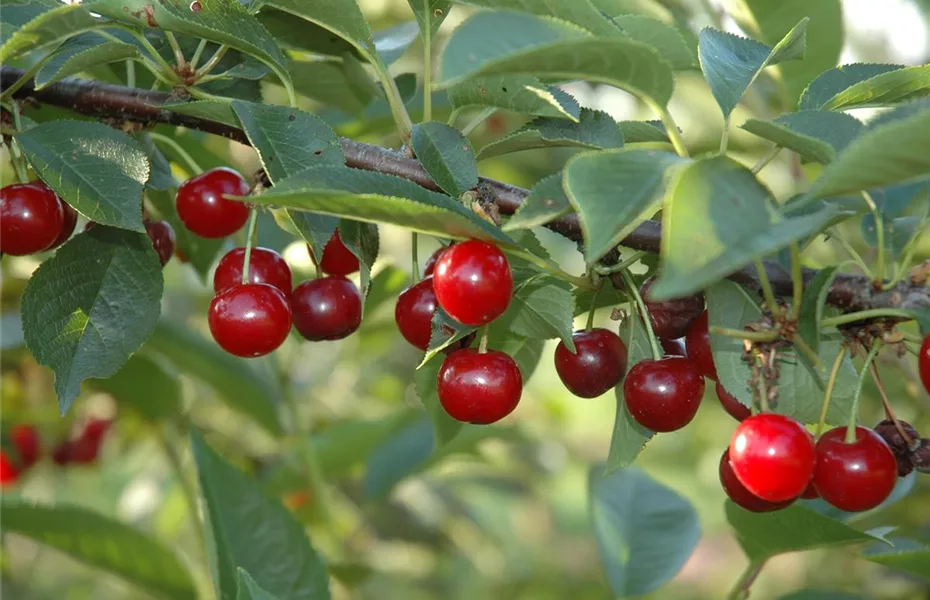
2, 67, 928, 314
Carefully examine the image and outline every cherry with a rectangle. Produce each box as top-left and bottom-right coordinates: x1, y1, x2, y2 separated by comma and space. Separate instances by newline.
874, 419, 920, 477
623, 357, 704, 432
720, 449, 794, 512
48, 199, 78, 249
813, 426, 898, 512
291, 276, 362, 341
801, 481, 820, 499
176, 167, 250, 238
433, 240, 513, 326
919, 335, 930, 395
423, 243, 453, 277
729, 413, 815, 502
437, 348, 522, 424
555, 328, 628, 398
715, 382, 751, 422
685, 311, 717, 380
52, 441, 73, 466
70, 418, 112, 464
311, 229, 359, 276
214, 247, 292, 297
395, 276, 438, 351
145, 219, 176, 266
660, 337, 687, 357
209, 283, 292, 357
0, 451, 18, 486
0, 181, 65, 255
640, 276, 705, 340
10, 424, 40, 468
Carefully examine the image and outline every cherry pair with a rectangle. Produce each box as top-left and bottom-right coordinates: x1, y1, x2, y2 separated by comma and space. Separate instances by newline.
0, 424, 41, 487
1, 180, 77, 255
52, 419, 112, 467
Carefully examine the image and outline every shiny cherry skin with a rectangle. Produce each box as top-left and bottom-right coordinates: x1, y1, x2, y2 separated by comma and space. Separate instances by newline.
214, 247, 292, 297
640, 276, 705, 340
209, 283, 292, 357
555, 328, 628, 398
438, 349, 523, 424
919, 335, 930, 395
145, 219, 176, 266
423, 243, 453, 277
395, 276, 438, 351
0, 451, 18, 486
433, 240, 513, 326
0, 181, 65, 255
312, 229, 359, 277
660, 337, 687, 357
715, 382, 751, 422
720, 449, 794, 512
685, 311, 718, 380
813, 426, 898, 512
729, 413, 816, 502
10, 424, 40, 468
291, 276, 362, 341
623, 357, 705, 432
176, 167, 250, 238
48, 199, 78, 249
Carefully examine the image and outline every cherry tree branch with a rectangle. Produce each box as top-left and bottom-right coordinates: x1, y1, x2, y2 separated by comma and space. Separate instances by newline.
2, 67, 928, 314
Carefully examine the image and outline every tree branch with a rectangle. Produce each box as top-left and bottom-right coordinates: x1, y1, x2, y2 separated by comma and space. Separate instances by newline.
3, 67, 927, 314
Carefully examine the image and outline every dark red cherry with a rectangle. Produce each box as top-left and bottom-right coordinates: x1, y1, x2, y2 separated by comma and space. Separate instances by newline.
291, 276, 362, 341
660, 337, 687, 357
52, 441, 73, 466
395, 276, 438, 351
0, 181, 65, 255
873, 419, 920, 477
800, 480, 819, 499
0, 451, 18, 486
685, 311, 717, 380
10, 424, 40, 468
720, 449, 794, 512
311, 229, 359, 276
729, 413, 815, 502
48, 199, 78, 249
176, 167, 250, 238
623, 357, 704, 432
214, 247, 292, 297
69, 419, 112, 464
640, 276, 705, 340
423, 243, 453, 277
209, 283, 292, 357
437, 349, 522, 424
813, 426, 898, 512
555, 328, 628, 398
715, 382, 751, 422
433, 240, 512, 326
919, 335, 930, 395
145, 219, 176, 266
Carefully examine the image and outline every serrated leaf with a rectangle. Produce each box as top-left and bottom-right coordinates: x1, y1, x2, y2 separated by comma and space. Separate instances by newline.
606, 315, 654, 471
477, 109, 623, 160
407, 0, 451, 37
16, 120, 149, 232
496, 275, 575, 351
800, 63, 903, 110
21, 227, 162, 414
92, 354, 180, 420
249, 166, 514, 245
816, 64, 930, 111
618, 119, 669, 143
741, 111, 863, 164
608, 14, 695, 70
411, 121, 478, 197
503, 172, 571, 231
191, 430, 331, 600
237, 570, 281, 600
415, 356, 463, 446
260, 0, 374, 56
589, 466, 700, 597
861, 538, 930, 582
726, 502, 879, 562
420, 305, 477, 367
337, 218, 379, 296
145, 320, 282, 436
447, 75, 581, 120
34, 34, 139, 89
563, 148, 682, 264
1, 0, 58, 47
146, 188, 223, 279
796, 266, 837, 353
456, 0, 618, 36
698, 20, 807, 119
1, 500, 196, 600
0, 2, 104, 63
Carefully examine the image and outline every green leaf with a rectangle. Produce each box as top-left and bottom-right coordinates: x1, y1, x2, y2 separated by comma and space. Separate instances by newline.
337, 218, 379, 296
259, 0, 374, 56
503, 172, 571, 231
237, 570, 282, 600
725, 502, 879, 562
146, 188, 223, 279
250, 166, 514, 245
1, 500, 196, 600
285, 211, 339, 266
796, 266, 837, 353
608, 14, 695, 70
862, 538, 930, 582
16, 120, 149, 232
406, 0, 451, 37
618, 120, 669, 143
813, 64, 930, 111
288, 60, 375, 117
563, 148, 682, 264
0, 2, 103, 63
231, 100, 344, 184
496, 275, 575, 351
1, 0, 57, 47
363, 415, 434, 500
21, 227, 162, 414
800, 63, 903, 110
477, 109, 623, 160
415, 356, 463, 446
421, 306, 477, 367
92, 354, 180, 420
606, 315, 654, 471
589, 466, 700, 597
191, 430, 331, 600
698, 20, 807, 119
372, 20, 419, 65
411, 121, 478, 197
34, 33, 139, 89
455, 0, 618, 36
487, 329, 545, 381
447, 75, 581, 121
161, 99, 239, 128
145, 320, 282, 436
137, 133, 176, 191
740, 111, 863, 164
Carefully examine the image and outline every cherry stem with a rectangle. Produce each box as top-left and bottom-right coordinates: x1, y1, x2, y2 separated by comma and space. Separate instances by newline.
478, 325, 489, 354
709, 326, 778, 343
750, 145, 782, 174
146, 132, 204, 177
867, 361, 916, 448
887, 211, 929, 288
816, 345, 849, 438
791, 335, 823, 371
861, 190, 886, 283
847, 342, 882, 443
460, 107, 496, 138
188, 39, 209, 71
726, 560, 766, 600
594, 250, 646, 275
619, 269, 662, 361
754, 259, 781, 317
789, 242, 803, 321
586, 279, 603, 332
192, 45, 228, 81
821, 309, 915, 328
7, 101, 29, 183
756, 353, 770, 413
828, 228, 874, 279
164, 31, 187, 68
411, 233, 420, 281
240, 208, 259, 285
509, 247, 595, 290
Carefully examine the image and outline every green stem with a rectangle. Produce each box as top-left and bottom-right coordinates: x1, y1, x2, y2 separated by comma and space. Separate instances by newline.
371, 55, 414, 143
709, 326, 778, 342
147, 132, 204, 176
719, 116, 730, 155
821, 309, 915, 329
792, 334, 823, 371
478, 325, 489, 354
754, 260, 780, 316
757, 354, 770, 412
7, 103, 30, 183
650, 102, 689, 158
193, 45, 228, 80
125, 59, 136, 88
165, 31, 187, 67
868, 361, 915, 447
460, 107, 496, 137
240, 208, 259, 285
789, 242, 803, 320
509, 247, 594, 290
828, 228, 873, 279
816, 345, 848, 437
585, 279, 603, 332
594, 251, 646, 275
411, 233, 420, 280
888, 213, 929, 287
124, 28, 180, 82
446, 106, 462, 127
157, 425, 207, 564
189, 39, 209, 71
422, 0, 433, 123
726, 561, 766, 600
861, 191, 885, 283
847, 342, 882, 442
620, 269, 663, 360
750, 145, 782, 174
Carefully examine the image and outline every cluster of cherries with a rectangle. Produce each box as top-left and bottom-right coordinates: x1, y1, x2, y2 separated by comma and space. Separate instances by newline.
0, 419, 111, 487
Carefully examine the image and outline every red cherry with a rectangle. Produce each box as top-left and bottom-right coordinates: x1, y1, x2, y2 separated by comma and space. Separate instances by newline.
176, 167, 250, 238
312, 229, 359, 276
423, 243, 452, 277
720, 449, 794, 512
395, 276, 438, 351
209, 283, 292, 357
715, 382, 751, 422
433, 240, 513, 326
291, 277, 362, 341
640, 276, 705, 340
82, 418, 111, 443
801, 480, 819, 499
214, 247, 292, 297
813, 426, 898, 512
729, 413, 815, 502
145, 219, 176, 266
437, 349, 522, 424
685, 311, 717, 380
0, 451, 19, 486
555, 328, 628, 398
10, 424, 40, 468
919, 335, 930, 395
52, 441, 73, 466
48, 199, 78, 249
623, 357, 704, 432
0, 181, 65, 255
660, 337, 687, 357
